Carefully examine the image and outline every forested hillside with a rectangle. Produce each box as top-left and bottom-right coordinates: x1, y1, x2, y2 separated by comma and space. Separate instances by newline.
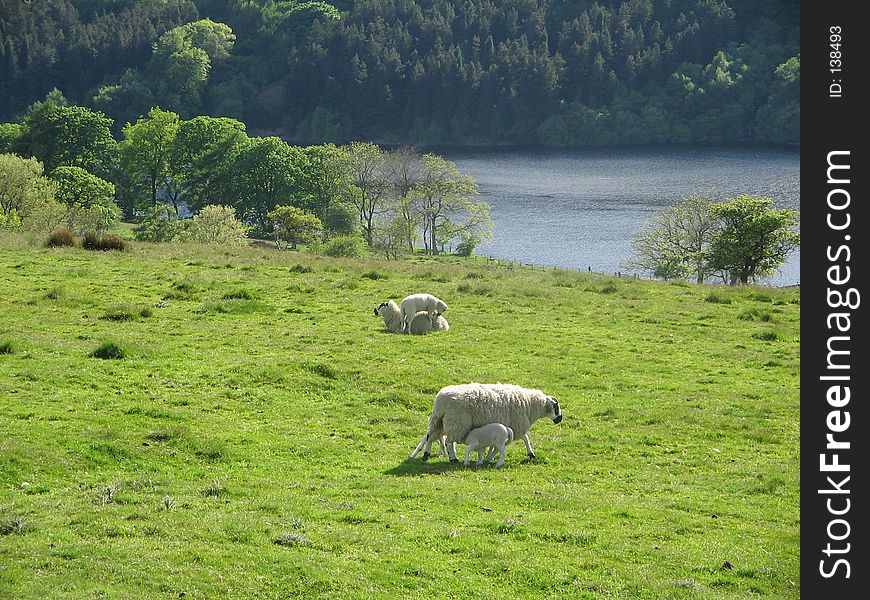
0, 0, 799, 146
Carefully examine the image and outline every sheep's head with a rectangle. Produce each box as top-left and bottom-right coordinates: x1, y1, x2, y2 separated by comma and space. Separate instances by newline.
547, 396, 563, 424
374, 301, 389, 316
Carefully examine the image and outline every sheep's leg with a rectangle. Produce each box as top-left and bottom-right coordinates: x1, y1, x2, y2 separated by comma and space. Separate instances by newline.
483, 447, 497, 464
446, 438, 459, 462
410, 434, 428, 459
463, 444, 473, 466
496, 443, 507, 467
522, 434, 536, 460
436, 435, 448, 456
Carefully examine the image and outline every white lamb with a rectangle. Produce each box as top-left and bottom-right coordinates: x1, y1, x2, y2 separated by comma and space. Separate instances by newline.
399, 293, 448, 333
409, 311, 449, 335
410, 383, 563, 462
374, 301, 449, 335
464, 423, 514, 467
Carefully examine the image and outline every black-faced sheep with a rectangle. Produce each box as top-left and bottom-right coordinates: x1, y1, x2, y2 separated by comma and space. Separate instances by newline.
374, 300, 403, 333
410, 383, 563, 462
399, 293, 448, 333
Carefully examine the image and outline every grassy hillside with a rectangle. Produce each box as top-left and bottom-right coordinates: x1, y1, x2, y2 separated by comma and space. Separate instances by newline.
0, 234, 799, 598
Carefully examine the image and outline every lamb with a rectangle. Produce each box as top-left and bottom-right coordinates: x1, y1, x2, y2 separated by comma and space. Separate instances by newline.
409, 311, 449, 335
464, 423, 514, 467
410, 383, 563, 462
399, 293, 448, 333
374, 301, 449, 334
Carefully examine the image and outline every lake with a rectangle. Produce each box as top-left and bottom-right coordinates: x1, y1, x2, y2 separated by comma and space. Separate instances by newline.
441, 145, 800, 287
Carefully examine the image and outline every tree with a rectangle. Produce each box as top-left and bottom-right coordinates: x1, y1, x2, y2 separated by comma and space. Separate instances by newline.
181, 204, 250, 246
213, 136, 307, 233
119, 107, 180, 212
50, 166, 120, 235
341, 142, 390, 247
386, 147, 425, 251
708, 195, 799, 284
412, 154, 490, 254
0, 153, 59, 230
626, 195, 717, 283
0, 123, 22, 153
16, 92, 117, 177
134, 204, 188, 242
322, 202, 358, 239
169, 115, 248, 213
267, 204, 322, 250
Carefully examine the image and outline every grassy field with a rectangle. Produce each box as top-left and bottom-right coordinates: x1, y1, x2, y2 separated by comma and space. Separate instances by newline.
0, 233, 800, 598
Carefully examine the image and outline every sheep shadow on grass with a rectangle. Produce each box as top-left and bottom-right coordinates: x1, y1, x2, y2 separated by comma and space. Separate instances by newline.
384, 456, 539, 476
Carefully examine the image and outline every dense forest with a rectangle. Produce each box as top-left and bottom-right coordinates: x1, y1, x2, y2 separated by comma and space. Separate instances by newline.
1, 0, 799, 146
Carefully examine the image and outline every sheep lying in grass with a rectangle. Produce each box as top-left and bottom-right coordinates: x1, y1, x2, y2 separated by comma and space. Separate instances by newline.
400, 293, 448, 333
374, 301, 449, 334
464, 423, 514, 467
374, 300, 404, 333
409, 311, 449, 335
410, 383, 562, 462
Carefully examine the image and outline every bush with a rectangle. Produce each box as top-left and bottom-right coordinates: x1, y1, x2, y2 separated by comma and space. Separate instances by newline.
321, 235, 368, 258
82, 233, 126, 251
45, 228, 75, 247
0, 340, 15, 354
90, 341, 126, 359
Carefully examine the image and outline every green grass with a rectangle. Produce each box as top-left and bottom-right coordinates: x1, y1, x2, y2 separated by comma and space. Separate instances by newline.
0, 234, 800, 598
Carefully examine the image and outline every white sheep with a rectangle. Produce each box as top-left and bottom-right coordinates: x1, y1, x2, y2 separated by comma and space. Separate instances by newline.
374, 300, 404, 333
409, 311, 450, 335
410, 383, 563, 462
400, 293, 448, 333
375, 301, 449, 335
464, 423, 514, 467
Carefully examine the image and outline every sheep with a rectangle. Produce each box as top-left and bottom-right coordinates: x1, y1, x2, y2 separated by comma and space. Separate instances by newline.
375, 301, 449, 335
410, 383, 563, 462
399, 293, 448, 333
464, 423, 514, 467
374, 300, 404, 333
409, 311, 450, 335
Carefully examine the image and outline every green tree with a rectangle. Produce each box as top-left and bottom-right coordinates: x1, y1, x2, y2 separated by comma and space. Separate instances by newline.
169, 115, 248, 213
412, 154, 489, 254
267, 204, 323, 249
626, 195, 717, 283
341, 141, 390, 247
134, 204, 188, 242
0, 123, 22, 153
708, 196, 800, 284
0, 153, 59, 230
50, 166, 120, 235
181, 204, 250, 246
322, 202, 358, 239
16, 93, 116, 177
119, 107, 180, 212
214, 136, 307, 233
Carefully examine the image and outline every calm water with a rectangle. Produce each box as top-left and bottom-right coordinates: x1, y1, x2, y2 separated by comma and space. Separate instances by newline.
442, 146, 800, 286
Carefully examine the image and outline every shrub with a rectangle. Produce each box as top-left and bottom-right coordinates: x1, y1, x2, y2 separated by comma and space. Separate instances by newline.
0, 340, 15, 354
289, 264, 313, 274
82, 233, 126, 251
321, 235, 368, 258
101, 306, 136, 321
361, 270, 388, 280
705, 292, 732, 304
90, 341, 126, 359
45, 228, 75, 247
